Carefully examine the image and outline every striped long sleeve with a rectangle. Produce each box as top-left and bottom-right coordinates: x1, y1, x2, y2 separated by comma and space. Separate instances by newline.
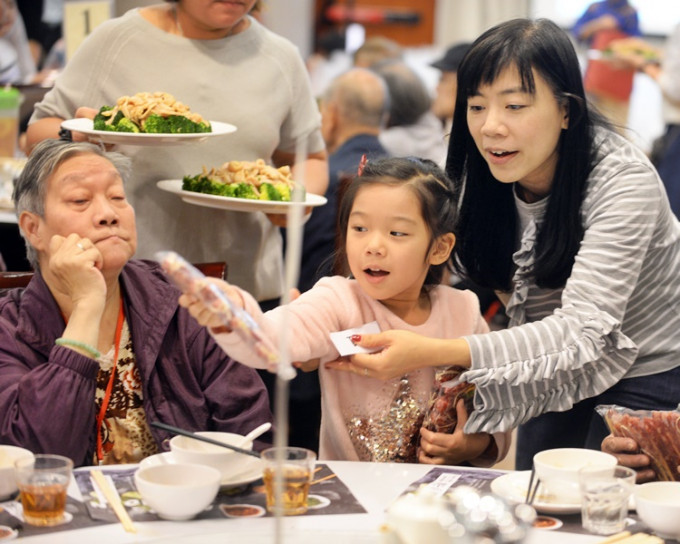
462, 129, 680, 434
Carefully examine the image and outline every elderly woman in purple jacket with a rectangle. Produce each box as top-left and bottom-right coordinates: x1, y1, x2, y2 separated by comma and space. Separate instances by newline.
0, 139, 272, 467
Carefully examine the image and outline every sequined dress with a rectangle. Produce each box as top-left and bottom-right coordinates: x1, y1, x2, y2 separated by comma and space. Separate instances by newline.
212, 276, 510, 464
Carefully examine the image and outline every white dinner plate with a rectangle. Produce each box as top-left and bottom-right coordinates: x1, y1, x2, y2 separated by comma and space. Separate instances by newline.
156, 179, 328, 214
60, 118, 237, 146
490, 471, 582, 515
138, 452, 263, 489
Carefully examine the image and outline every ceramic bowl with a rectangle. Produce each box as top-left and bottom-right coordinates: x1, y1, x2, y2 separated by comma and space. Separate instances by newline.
0, 445, 34, 500
134, 463, 221, 521
533, 448, 617, 503
634, 481, 680, 539
169, 432, 253, 481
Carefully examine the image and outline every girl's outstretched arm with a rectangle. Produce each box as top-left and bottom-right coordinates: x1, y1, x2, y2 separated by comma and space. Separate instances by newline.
325, 330, 471, 380
178, 277, 245, 334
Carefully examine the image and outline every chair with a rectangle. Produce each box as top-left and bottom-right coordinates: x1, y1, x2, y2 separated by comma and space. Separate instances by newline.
193, 262, 228, 280
0, 271, 33, 290
0, 262, 227, 293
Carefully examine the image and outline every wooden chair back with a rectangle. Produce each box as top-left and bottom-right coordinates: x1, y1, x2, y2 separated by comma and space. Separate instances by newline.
0, 262, 227, 293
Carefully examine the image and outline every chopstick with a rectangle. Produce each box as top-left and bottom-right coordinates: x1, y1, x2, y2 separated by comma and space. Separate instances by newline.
90, 470, 137, 534
525, 466, 540, 505
150, 421, 261, 458
310, 474, 337, 485
597, 532, 663, 544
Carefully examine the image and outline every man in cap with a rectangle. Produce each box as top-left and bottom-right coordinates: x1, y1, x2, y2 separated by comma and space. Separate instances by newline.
430, 42, 471, 134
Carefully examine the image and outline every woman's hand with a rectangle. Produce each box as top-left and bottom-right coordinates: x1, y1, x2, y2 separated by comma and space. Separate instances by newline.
325, 330, 469, 381
48, 234, 106, 309
418, 399, 492, 465
601, 435, 656, 483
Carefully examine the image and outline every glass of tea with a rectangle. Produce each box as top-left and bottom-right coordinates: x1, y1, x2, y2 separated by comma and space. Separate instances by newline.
261, 447, 316, 515
14, 454, 73, 526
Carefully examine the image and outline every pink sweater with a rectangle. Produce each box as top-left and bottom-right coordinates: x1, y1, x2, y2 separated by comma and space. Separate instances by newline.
213, 276, 509, 465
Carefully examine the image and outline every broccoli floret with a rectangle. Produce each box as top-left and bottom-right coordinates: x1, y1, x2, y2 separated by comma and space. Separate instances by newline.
258, 182, 283, 201
218, 183, 237, 197
142, 114, 171, 134
234, 183, 258, 200
93, 106, 125, 131
274, 182, 296, 202
183, 176, 238, 197
114, 117, 141, 133
143, 114, 211, 134
167, 115, 211, 134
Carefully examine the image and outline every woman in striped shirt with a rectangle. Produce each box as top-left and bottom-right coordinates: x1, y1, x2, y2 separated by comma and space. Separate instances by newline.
329, 18, 680, 470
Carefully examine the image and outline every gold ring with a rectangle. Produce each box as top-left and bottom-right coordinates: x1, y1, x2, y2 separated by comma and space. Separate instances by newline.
363, 368, 368, 377
76, 243, 85, 250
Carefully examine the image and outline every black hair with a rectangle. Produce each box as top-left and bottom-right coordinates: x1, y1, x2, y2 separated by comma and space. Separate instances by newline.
335, 156, 458, 290
447, 18, 609, 291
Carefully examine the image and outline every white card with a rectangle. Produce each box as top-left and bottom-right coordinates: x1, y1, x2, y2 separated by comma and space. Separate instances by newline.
330, 321, 381, 356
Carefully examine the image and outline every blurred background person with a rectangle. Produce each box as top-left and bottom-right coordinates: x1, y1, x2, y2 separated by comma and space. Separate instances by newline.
278, 67, 389, 453
353, 35, 402, 68
372, 60, 447, 165
573, 0, 641, 130
16, 0, 62, 71
0, 0, 35, 85
306, 28, 349, 98
430, 42, 471, 136
610, 22, 680, 218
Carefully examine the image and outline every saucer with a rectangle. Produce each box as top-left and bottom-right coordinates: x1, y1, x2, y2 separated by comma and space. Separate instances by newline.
139, 452, 262, 488
490, 471, 581, 515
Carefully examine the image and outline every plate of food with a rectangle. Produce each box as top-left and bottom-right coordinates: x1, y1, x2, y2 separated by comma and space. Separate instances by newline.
156, 158, 327, 214
490, 471, 582, 515
61, 118, 236, 146
61, 91, 236, 146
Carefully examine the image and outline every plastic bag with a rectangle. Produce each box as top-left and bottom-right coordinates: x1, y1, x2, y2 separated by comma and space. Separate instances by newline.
156, 251, 290, 377
423, 366, 475, 434
596, 404, 680, 481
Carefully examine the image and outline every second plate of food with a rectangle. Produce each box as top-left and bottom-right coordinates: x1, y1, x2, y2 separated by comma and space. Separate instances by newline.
156, 179, 327, 214
60, 118, 237, 146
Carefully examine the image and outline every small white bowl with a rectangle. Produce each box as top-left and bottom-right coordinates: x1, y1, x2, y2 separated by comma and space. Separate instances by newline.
533, 448, 617, 502
634, 481, 680, 539
0, 446, 34, 500
134, 463, 221, 521
169, 432, 253, 481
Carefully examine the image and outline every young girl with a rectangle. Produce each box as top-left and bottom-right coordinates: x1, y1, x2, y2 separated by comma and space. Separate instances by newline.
181, 157, 509, 466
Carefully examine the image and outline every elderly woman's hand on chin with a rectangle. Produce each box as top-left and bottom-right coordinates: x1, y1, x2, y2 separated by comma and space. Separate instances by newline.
324, 329, 471, 380
47, 233, 107, 309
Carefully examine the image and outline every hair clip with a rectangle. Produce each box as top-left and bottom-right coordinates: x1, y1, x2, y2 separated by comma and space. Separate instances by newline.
357, 154, 368, 176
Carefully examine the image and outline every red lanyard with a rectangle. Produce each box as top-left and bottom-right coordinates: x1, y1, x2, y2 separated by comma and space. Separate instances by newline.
96, 298, 125, 463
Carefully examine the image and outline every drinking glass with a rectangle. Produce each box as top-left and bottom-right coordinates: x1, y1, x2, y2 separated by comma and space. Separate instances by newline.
14, 454, 73, 527
261, 447, 316, 515
579, 465, 635, 535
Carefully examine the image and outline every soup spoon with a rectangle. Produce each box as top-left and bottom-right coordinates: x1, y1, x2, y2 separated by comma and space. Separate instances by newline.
236, 422, 272, 448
